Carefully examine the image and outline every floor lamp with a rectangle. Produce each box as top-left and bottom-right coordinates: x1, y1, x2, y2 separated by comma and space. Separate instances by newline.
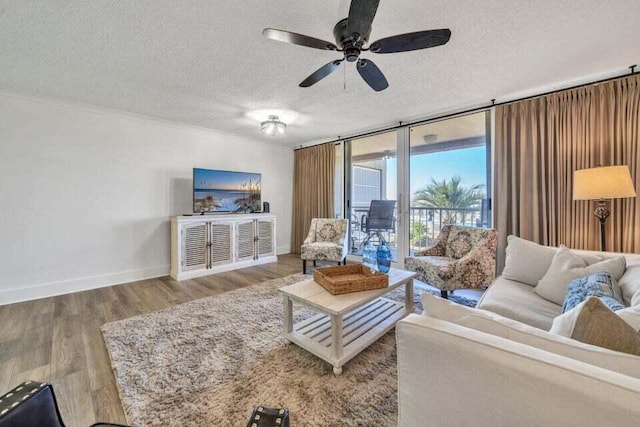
573, 165, 636, 251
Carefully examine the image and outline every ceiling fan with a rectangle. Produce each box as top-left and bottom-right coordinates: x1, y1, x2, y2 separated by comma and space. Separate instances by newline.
262, 0, 451, 92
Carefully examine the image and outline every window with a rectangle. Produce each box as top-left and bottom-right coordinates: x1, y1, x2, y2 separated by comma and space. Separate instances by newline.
352, 165, 381, 208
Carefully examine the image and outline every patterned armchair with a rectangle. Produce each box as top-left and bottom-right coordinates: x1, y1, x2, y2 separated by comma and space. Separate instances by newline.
301, 218, 349, 274
404, 225, 498, 298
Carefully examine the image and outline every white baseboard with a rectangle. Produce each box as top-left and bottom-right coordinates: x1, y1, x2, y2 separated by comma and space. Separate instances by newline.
277, 244, 291, 255
0, 265, 170, 306
2, 246, 292, 306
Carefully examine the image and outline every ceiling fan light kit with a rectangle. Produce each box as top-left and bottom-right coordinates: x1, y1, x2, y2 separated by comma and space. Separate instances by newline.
260, 115, 287, 136
263, 0, 451, 92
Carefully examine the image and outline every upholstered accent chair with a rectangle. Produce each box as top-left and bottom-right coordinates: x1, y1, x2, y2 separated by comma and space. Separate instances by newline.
405, 225, 498, 298
301, 218, 349, 274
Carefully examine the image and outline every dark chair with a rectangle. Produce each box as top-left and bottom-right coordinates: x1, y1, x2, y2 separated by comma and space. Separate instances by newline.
0, 381, 128, 427
360, 200, 396, 241
475, 198, 491, 228
349, 213, 363, 253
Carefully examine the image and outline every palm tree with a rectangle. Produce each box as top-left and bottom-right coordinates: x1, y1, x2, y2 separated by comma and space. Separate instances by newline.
412, 176, 484, 225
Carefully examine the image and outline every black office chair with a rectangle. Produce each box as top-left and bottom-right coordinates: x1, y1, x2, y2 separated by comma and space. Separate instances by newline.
0, 381, 128, 427
475, 198, 490, 228
350, 213, 361, 253
360, 200, 396, 243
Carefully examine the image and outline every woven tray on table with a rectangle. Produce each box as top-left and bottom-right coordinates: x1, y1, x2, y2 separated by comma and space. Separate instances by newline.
313, 264, 389, 295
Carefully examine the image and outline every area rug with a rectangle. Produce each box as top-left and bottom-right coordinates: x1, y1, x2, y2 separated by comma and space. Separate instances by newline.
102, 274, 476, 426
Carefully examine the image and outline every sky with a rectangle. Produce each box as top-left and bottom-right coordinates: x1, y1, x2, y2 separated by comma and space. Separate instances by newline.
385, 146, 487, 199
193, 168, 261, 191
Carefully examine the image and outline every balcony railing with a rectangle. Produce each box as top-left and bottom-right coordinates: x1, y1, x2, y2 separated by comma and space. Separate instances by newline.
350, 205, 485, 256
408, 206, 484, 251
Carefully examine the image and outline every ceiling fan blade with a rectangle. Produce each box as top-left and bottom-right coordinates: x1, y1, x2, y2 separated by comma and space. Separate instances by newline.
356, 59, 388, 92
370, 29, 451, 54
347, 0, 380, 40
263, 28, 337, 51
299, 60, 343, 87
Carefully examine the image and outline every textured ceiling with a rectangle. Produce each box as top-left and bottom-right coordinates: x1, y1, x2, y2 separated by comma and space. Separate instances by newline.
1, 1, 639, 147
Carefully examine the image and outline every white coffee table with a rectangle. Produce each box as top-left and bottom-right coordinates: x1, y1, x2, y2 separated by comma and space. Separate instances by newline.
280, 268, 417, 375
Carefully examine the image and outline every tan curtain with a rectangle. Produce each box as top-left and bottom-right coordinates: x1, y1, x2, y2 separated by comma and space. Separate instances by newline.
291, 143, 335, 254
495, 74, 640, 270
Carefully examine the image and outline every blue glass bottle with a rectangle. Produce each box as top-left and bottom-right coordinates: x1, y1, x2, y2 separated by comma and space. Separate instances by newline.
362, 240, 377, 271
376, 240, 392, 273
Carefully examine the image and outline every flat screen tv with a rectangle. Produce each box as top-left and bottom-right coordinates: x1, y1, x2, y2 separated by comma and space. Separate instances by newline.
193, 168, 262, 213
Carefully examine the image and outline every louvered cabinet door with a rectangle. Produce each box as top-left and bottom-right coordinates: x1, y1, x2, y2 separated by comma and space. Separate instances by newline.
180, 222, 208, 271
257, 219, 275, 257
235, 220, 256, 261
209, 222, 233, 267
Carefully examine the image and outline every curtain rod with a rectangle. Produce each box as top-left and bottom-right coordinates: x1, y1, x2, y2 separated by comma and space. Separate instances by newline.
295, 65, 638, 151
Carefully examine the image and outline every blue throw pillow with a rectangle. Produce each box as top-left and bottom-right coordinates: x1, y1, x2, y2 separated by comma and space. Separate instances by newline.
562, 271, 625, 313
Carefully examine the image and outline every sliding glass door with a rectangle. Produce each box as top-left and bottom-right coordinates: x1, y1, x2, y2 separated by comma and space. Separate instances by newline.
340, 110, 491, 265
346, 131, 399, 262
408, 111, 491, 254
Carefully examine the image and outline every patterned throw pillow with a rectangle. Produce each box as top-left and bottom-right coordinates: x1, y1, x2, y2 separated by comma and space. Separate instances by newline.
562, 271, 625, 313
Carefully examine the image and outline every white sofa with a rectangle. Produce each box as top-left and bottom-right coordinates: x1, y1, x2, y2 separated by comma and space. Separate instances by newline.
397, 241, 640, 426
478, 247, 640, 331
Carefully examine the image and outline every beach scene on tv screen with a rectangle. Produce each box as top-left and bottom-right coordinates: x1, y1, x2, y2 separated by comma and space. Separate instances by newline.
193, 169, 261, 213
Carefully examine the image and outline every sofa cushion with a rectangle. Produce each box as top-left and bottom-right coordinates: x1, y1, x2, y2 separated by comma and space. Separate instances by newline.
477, 277, 561, 330
404, 256, 454, 288
562, 271, 625, 313
619, 264, 640, 307
573, 250, 606, 264
550, 297, 640, 356
502, 236, 558, 286
552, 299, 640, 335
571, 298, 640, 356
422, 292, 640, 378
300, 242, 343, 261
534, 247, 626, 305
618, 306, 640, 331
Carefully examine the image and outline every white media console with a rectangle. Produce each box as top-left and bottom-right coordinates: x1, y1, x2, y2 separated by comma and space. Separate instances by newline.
170, 213, 277, 280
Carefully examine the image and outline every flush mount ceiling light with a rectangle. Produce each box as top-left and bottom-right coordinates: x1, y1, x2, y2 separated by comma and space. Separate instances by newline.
423, 134, 438, 143
260, 115, 287, 136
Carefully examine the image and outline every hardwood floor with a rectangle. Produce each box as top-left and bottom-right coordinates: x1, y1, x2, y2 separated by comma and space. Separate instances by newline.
0, 254, 304, 427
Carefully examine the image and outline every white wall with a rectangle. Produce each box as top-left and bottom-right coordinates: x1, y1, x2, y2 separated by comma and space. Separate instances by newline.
0, 92, 293, 305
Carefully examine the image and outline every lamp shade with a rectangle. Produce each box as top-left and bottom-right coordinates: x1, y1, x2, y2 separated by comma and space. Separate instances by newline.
573, 165, 636, 200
